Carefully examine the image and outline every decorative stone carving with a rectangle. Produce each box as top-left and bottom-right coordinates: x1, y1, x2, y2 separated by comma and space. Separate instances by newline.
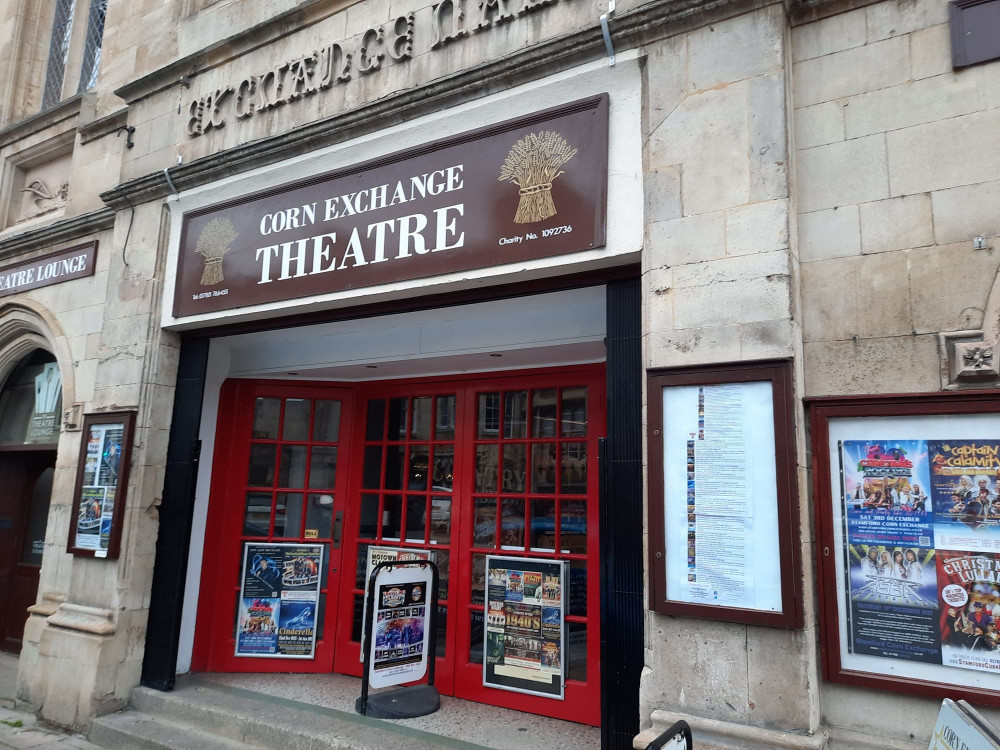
17, 178, 69, 223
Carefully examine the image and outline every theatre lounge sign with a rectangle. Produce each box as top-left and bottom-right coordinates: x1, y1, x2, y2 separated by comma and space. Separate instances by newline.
0, 242, 97, 298
173, 97, 608, 317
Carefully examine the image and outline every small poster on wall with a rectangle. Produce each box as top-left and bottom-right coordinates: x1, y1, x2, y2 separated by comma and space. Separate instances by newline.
235, 542, 323, 658
368, 563, 433, 689
68, 412, 136, 559
483, 555, 566, 699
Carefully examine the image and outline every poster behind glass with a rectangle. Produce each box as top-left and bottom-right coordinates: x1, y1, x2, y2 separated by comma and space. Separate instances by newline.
74, 421, 125, 555
483, 555, 565, 699
831, 414, 1000, 690
661, 382, 782, 612
235, 542, 323, 658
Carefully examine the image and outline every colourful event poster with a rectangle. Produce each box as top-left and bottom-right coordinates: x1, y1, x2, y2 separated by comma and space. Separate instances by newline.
936, 550, 1000, 674
929, 441, 1000, 552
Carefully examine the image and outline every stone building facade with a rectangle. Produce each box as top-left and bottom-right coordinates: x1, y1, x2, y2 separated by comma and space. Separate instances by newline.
0, 0, 997, 748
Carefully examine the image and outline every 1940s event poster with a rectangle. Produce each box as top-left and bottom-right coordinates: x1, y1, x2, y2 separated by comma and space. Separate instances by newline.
841, 440, 1000, 675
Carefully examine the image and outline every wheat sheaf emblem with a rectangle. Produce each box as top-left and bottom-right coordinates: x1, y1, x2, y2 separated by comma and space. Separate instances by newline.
498, 131, 578, 224
194, 218, 238, 286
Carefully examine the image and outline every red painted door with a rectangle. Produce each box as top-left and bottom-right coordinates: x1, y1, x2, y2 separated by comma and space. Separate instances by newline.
193, 380, 355, 672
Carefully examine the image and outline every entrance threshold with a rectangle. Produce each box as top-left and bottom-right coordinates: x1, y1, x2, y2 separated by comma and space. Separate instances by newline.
92, 673, 599, 750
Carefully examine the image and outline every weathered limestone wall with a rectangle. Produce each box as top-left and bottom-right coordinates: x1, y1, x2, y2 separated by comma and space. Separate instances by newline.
638, 5, 821, 746
793, 0, 1000, 746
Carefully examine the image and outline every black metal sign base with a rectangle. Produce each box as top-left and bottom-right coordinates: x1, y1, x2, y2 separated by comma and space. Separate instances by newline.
354, 684, 441, 719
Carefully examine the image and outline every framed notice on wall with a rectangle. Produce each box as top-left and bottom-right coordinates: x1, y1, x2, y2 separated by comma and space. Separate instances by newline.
67, 411, 136, 559
812, 391, 1000, 705
647, 360, 802, 628
483, 555, 566, 699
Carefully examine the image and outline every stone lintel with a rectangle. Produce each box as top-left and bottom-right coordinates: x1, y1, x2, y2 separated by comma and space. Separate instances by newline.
0, 207, 115, 262
27, 592, 68, 618
47, 602, 117, 636
0, 95, 84, 150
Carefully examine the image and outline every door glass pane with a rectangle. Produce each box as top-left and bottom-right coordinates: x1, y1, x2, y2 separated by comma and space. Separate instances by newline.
355, 543, 370, 588
475, 444, 498, 493
283, 399, 310, 441
278, 445, 307, 488
352, 594, 365, 642
531, 443, 556, 494
247, 444, 276, 487
366, 399, 386, 440
251, 397, 280, 439
561, 386, 588, 437
359, 494, 379, 539
273, 492, 303, 538
471, 554, 486, 605
532, 388, 557, 437
569, 560, 587, 617
567, 621, 587, 681
435, 395, 456, 440
313, 400, 341, 442
406, 495, 426, 542
434, 548, 450, 600
388, 398, 408, 439
308, 446, 337, 489
477, 393, 500, 438
305, 493, 334, 539
21, 467, 54, 565
382, 495, 402, 539
411, 396, 432, 440
385, 445, 405, 490
469, 609, 485, 663
430, 496, 451, 544
503, 390, 528, 438
562, 442, 587, 494
561, 500, 588, 554
473, 498, 496, 547
501, 443, 526, 493
436, 605, 448, 658
362, 446, 383, 489
408, 445, 429, 490
432, 444, 454, 491
530, 499, 556, 550
499, 498, 525, 549
243, 491, 272, 536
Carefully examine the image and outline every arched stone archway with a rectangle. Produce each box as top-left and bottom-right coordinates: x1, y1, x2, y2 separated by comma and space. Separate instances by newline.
0, 301, 76, 417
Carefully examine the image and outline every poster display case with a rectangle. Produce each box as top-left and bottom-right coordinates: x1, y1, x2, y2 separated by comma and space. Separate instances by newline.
812, 391, 1000, 704
647, 360, 802, 628
67, 411, 136, 558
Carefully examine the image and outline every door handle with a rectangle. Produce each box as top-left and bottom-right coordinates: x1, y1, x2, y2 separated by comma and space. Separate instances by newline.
333, 510, 344, 548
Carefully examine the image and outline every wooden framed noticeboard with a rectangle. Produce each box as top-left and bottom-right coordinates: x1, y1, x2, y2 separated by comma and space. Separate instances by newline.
811, 390, 1000, 706
67, 411, 136, 559
647, 360, 802, 628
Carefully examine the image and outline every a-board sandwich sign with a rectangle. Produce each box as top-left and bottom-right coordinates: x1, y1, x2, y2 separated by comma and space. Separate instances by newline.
368, 563, 434, 689
929, 698, 1000, 749
484, 555, 566, 699
360, 546, 433, 662
236, 542, 323, 658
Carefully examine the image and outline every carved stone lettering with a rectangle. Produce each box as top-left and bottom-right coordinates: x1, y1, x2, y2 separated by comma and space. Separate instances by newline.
357, 27, 385, 74
387, 14, 415, 61
476, 0, 514, 30
431, 0, 468, 48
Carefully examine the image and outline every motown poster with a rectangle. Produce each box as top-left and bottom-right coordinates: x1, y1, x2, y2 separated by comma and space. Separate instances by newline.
841, 439, 1000, 674
236, 543, 322, 658
74, 421, 125, 553
483, 555, 565, 699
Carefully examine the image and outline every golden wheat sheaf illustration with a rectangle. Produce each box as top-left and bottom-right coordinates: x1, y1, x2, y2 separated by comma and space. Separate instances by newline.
194, 218, 238, 286
498, 131, 578, 224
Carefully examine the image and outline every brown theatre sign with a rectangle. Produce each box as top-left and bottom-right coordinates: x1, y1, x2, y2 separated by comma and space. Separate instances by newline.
173, 96, 608, 318
0, 242, 98, 298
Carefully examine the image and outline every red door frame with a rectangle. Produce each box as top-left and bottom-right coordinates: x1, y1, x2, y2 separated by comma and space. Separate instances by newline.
194, 364, 604, 726
192, 379, 355, 673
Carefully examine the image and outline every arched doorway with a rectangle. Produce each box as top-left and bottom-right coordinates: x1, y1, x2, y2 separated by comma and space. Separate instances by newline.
0, 348, 60, 651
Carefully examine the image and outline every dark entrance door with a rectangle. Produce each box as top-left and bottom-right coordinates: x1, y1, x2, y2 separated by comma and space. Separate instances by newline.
0, 449, 55, 651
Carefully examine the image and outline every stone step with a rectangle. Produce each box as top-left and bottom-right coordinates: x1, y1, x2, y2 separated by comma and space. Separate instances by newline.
89, 711, 261, 750
108, 678, 492, 750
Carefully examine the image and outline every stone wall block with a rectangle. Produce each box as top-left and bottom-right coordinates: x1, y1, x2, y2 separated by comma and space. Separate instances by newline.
792, 36, 910, 107
673, 249, 790, 289
844, 72, 988, 140
859, 193, 934, 254
798, 206, 861, 262
910, 23, 956, 79
687, 7, 783, 92
647, 212, 726, 268
803, 334, 939, 396
797, 135, 888, 213
644, 326, 741, 368
645, 166, 683, 224
647, 83, 750, 215
673, 273, 791, 329
791, 7, 866, 62
931, 179, 1000, 244
801, 256, 860, 341
888, 108, 1000, 196
865, 0, 949, 43
746, 627, 815, 731
643, 266, 674, 333
645, 34, 687, 136
727, 200, 789, 257
739, 318, 798, 359
909, 241, 999, 333
750, 72, 789, 202
794, 101, 846, 150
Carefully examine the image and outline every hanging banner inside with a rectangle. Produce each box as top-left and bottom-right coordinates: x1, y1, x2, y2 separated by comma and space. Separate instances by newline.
483, 555, 565, 699
369, 563, 433, 689
236, 542, 323, 658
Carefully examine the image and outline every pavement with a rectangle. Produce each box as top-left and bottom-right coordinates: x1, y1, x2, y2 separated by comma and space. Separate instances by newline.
0, 653, 105, 750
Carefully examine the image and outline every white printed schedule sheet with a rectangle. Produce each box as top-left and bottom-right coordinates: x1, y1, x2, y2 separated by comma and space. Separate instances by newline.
662, 381, 782, 612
